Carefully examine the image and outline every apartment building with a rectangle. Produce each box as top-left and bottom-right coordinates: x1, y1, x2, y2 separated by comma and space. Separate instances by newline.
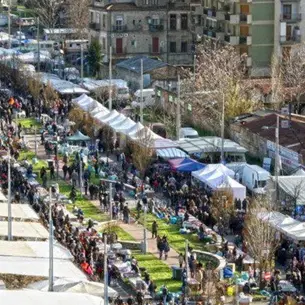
193, 0, 305, 76
89, 0, 196, 66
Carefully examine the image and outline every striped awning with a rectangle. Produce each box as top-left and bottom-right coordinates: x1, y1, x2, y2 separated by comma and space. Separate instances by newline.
157, 148, 189, 159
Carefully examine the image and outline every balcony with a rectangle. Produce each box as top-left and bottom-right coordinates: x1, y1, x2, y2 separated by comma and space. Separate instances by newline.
149, 24, 164, 32
89, 22, 101, 30
280, 13, 302, 22
204, 8, 217, 19
216, 11, 225, 20
112, 25, 127, 32
280, 34, 301, 44
224, 13, 240, 24
203, 28, 216, 38
240, 13, 252, 23
224, 34, 239, 45
239, 36, 247, 44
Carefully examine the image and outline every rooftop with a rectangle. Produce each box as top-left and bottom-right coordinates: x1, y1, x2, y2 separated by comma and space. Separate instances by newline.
116, 56, 167, 74
236, 113, 305, 154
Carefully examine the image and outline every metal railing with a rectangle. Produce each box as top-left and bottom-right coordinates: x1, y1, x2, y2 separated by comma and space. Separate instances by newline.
112, 25, 127, 32
280, 13, 302, 21
149, 24, 164, 32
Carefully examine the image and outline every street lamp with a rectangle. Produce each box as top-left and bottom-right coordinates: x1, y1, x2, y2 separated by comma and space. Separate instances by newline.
143, 204, 148, 254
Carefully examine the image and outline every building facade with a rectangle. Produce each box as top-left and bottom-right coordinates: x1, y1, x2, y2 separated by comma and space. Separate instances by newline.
89, 0, 196, 66
192, 0, 305, 76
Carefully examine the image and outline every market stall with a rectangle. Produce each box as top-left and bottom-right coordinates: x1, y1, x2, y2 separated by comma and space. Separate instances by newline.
0, 204, 39, 221
169, 157, 205, 172
192, 164, 235, 189
0, 241, 73, 260
0, 222, 49, 241
67, 130, 91, 143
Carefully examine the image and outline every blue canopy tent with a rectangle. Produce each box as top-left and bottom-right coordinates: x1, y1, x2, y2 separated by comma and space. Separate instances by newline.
169, 158, 205, 172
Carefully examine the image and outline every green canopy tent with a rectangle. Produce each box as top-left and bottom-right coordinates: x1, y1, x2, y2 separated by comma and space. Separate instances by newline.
67, 130, 91, 142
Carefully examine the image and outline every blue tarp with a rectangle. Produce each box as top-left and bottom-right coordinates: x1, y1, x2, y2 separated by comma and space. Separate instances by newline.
170, 158, 205, 172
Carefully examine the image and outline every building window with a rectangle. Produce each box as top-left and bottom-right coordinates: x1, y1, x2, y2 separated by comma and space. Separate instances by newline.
115, 16, 123, 31
131, 40, 137, 47
181, 41, 187, 52
170, 14, 176, 30
283, 4, 292, 19
90, 12, 94, 23
102, 37, 106, 50
181, 14, 188, 30
170, 41, 176, 53
103, 14, 106, 27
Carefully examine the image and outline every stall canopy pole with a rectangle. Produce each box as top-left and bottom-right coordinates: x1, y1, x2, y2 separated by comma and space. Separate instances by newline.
104, 235, 108, 305
48, 188, 54, 291
108, 45, 112, 111
140, 58, 144, 124
7, 148, 12, 241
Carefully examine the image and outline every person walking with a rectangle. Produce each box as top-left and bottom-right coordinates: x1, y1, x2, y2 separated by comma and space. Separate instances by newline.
179, 253, 184, 268
152, 220, 158, 239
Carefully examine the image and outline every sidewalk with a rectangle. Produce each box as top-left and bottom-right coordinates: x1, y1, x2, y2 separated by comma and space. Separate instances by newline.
120, 222, 179, 267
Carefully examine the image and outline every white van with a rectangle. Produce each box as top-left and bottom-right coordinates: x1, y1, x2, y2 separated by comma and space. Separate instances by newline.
180, 127, 199, 139
242, 164, 270, 194
132, 88, 155, 108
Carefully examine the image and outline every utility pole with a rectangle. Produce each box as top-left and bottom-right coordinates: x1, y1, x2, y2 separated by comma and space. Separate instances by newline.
7, 148, 12, 241
48, 188, 54, 291
140, 58, 144, 123
108, 45, 112, 111
143, 205, 148, 254
37, 17, 40, 73
19, 22, 21, 51
176, 74, 181, 140
220, 92, 225, 163
34, 126, 37, 157
275, 114, 280, 202
103, 235, 108, 305
79, 156, 83, 198
7, 0, 11, 49
80, 43, 84, 82
185, 240, 189, 296
109, 183, 112, 220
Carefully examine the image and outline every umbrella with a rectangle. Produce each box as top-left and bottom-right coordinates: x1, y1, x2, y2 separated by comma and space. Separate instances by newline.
67, 130, 90, 142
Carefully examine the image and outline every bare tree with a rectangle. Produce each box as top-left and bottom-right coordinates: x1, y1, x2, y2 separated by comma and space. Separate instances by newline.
181, 42, 258, 134
270, 54, 284, 110
42, 82, 58, 108
130, 128, 154, 178
281, 44, 305, 113
243, 194, 280, 287
27, 75, 42, 103
66, 0, 90, 39
26, 0, 64, 29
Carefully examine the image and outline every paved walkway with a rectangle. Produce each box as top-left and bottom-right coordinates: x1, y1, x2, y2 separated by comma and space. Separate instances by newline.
120, 222, 179, 267
24, 133, 180, 269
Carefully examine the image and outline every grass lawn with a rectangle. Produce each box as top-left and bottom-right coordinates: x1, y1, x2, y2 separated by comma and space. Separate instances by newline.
138, 213, 208, 254
18, 150, 47, 171
133, 252, 181, 292
18, 118, 42, 129
101, 225, 135, 241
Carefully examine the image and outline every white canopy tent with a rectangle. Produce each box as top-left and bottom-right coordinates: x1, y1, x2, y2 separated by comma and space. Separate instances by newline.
108, 113, 127, 128
123, 121, 144, 136
0, 241, 73, 260
72, 93, 87, 104
18, 51, 51, 63
0, 191, 7, 203
112, 117, 136, 133
90, 104, 109, 117
0, 256, 86, 279
98, 110, 120, 124
0, 204, 39, 221
272, 175, 305, 205
28, 278, 118, 298
128, 126, 161, 141
0, 222, 49, 240
216, 176, 246, 201
47, 79, 89, 95
0, 290, 102, 305
192, 164, 235, 189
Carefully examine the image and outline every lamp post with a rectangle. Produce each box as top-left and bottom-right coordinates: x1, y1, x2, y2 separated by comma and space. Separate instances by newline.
140, 58, 144, 123
103, 235, 108, 305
